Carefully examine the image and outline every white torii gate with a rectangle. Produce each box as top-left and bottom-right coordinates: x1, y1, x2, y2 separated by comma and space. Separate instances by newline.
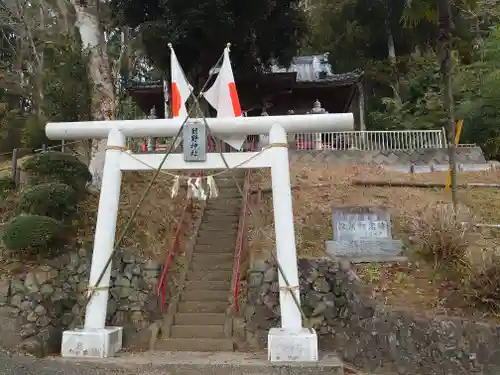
47, 113, 354, 361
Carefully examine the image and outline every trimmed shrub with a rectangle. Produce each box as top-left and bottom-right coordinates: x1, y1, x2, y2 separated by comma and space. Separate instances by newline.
22, 151, 91, 191
1, 215, 65, 259
17, 183, 78, 220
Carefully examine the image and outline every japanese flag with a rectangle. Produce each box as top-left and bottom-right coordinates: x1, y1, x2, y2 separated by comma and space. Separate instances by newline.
169, 43, 193, 119
203, 44, 244, 150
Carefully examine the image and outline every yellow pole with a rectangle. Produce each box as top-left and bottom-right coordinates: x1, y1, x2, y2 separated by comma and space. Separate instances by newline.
445, 119, 463, 191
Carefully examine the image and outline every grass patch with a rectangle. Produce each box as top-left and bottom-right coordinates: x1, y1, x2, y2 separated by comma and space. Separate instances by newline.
74, 171, 201, 261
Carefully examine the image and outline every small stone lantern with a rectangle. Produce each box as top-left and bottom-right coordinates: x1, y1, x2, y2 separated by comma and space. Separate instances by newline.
147, 107, 157, 152
310, 99, 327, 114
309, 100, 327, 150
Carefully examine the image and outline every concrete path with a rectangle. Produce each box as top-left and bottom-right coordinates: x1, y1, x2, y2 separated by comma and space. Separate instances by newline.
0, 350, 347, 375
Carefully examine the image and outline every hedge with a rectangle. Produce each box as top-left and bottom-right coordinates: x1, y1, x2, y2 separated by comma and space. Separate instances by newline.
2, 215, 65, 259
22, 152, 91, 191
17, 183, 78, 220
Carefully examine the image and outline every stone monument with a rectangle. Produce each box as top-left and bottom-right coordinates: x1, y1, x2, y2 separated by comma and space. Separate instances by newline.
325, 206, 405, 263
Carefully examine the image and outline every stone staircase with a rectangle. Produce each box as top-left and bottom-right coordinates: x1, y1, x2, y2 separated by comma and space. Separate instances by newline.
156, 172, 246, 352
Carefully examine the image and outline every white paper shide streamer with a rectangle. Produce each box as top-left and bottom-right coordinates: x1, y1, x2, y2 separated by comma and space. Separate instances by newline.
170, 175, 180, 198
207, 176, 219, 198
186, 178, 194, 199
194, 177, 207, 200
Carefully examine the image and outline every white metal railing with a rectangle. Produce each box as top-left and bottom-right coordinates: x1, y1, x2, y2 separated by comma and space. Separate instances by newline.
293, 130, 446, 151
127, 129, 475, 153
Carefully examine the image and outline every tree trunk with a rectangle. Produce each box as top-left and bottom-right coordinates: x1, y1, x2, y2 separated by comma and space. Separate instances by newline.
386, 26, 400, 97
357, 81, 365, 131
73, 0, 116, 189
387, 29, 396, 64
438, 0, 458, 209
57, 0, 72, 35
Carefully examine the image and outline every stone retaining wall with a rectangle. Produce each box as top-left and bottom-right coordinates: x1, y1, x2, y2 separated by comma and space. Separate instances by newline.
245, 258, 500, 375
289, 147, 486, 166
0, 248, 162, 357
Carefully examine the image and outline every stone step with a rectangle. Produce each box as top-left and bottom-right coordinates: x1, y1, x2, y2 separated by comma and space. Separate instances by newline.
195, 237, 237, 246
203, 214, 240, 221
206, 200, 241, 206
194, 244, 234, 254
177, 300, 227, 313
190, 262, 233, 272
213, 181, 245, 187
206, 205, 241, 212
192, 253, 234, 264
198, 225, 239, 233
196, 232, 238, 240
185, 280, 230, 291
195, 246, 234, 255
187, 269, 233, 281
215, 185, 245, 191
204, 222, 239, 228
155, 338, 234, 352
171, 324, 225, 339
194, 244, 235, 254
200, 220, 239, 226
197, 229, 238, 237
174, 312, 226, 326
209, 193, 243, 199
198, 224, 239, 233
79, 352, 344, 373
81, 352, 344, 375
216, 179, 245, 185
204, 210, 240, 217
181, 289, 229, 302
206, 199, 242, 206
198, 224, 239, 232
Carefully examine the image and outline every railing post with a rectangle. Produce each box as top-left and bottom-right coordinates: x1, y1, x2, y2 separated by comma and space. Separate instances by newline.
314, 133, 322, 150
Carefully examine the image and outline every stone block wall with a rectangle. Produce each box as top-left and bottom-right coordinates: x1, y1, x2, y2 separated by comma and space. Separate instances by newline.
0, 247, 162, 357
289, 147, 486, 166
245, 258, 500, 375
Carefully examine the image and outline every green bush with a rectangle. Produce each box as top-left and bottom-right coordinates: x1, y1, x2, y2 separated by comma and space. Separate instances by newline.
22, 151, 91, 192
1, 215, 65, 259
0, 176, 15, 198
17, 183, 78, 220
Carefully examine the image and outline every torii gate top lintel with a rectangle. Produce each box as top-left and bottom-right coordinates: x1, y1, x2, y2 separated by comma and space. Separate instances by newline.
45, 113, 354, 140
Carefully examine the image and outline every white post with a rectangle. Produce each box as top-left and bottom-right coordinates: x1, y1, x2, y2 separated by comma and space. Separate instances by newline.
61, 128, 124, 358
314, 133, 322, 150
267, 123, 318, 362
269, 124, 302, 330
85, 128, 125, 329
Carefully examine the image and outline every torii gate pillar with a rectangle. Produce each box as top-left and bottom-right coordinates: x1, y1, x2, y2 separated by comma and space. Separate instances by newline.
47, 113, 354, 361
267, 124, 317, 362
